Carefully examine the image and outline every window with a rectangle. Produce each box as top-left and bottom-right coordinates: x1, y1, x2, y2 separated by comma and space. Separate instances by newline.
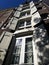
17, 21, 24, 29
25, 52, 33, 64
16, 18, 31, 30
11, 38, 22, 64
26, 20, 31, 25
20, 10, 30, 17
10, 36, 34, 65
16, 39, 22, 46
25, 38, 33, 52
13, 46, 21, 55
24, 37, 34, 65
11, 54, 20, 64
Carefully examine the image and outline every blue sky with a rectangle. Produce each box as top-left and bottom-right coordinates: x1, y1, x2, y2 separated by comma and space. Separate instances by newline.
0, 0, 39, 10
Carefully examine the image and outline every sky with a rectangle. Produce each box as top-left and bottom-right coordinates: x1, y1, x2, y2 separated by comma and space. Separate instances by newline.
0, 0, 39, 10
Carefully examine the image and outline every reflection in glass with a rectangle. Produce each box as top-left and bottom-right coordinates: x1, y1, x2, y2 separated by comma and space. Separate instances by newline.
11, 55, 20, 64
25, 52, 33, 63
16, 39, 22, 46
25, 37, 34, 64
11, 38, 22, 64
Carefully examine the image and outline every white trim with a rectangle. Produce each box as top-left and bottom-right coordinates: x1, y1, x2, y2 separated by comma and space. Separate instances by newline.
32, 37, 38, 65
19, 38, 25, 64
16, 35, 33, 64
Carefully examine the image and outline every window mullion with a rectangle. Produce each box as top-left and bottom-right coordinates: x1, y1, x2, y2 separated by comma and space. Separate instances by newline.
19, 37, 25, 64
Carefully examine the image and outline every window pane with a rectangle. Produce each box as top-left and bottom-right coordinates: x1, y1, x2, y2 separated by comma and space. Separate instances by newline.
25, 37, 33, 52
20, 12, 26, 17
20, 11, 30, 17
11, 38, 22, 64
14, 46, 21, 54
17, 21, 24, 29
24, 52, 33, 63
25, 44, 33, 52
16, 18, 31, 30
16, 39, 22, 46
26, 20, 31, 25
11, 55, 20, 64
24, 37, 33, 64
26, 37, 32, 45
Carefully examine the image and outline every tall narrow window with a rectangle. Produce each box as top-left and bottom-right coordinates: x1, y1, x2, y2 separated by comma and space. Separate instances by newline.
11, 39, 22, 64
24, 37, 34, 65
10, 36, 35, 65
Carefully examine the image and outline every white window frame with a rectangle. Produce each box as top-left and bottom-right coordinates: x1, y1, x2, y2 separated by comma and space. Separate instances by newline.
17, 19, 32, 30
19, 35, 34, 64
11, 35, 38, 65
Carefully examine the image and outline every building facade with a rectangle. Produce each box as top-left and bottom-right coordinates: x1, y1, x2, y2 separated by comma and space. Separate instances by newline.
0, 0, 49, 65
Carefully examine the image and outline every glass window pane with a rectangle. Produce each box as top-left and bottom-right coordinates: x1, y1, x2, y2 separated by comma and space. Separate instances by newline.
26, 20, 31, 25
17, 21, 24, 28
25, 37, 33, 52
24, 52, 33, 63
20, 11, 30, 17
20, 12, 26, 17
14, 46, 21, 54
16, 39, 22, 46
26, 11, 30, 15
11, 38, 22, 64
11, 55, 20, 64
16, 18, 31, 30
25, 44, 33, 52
26, 37, 32, 45
24, 37, 33, 64
19, 22, 24, 27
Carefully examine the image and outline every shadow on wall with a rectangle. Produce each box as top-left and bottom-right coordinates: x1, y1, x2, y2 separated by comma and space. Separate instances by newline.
33, 24, 49, 65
